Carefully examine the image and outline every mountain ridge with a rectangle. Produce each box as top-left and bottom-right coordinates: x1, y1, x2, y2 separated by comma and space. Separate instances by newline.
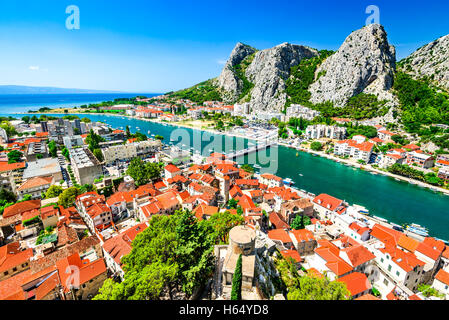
0, 85, 125, 95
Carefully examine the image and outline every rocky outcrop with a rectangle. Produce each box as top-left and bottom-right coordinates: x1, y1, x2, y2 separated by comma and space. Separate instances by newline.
400, 34, 449, 90
309, 24, 396, 107
245, 43, 318, 112
216, 42, 256, 102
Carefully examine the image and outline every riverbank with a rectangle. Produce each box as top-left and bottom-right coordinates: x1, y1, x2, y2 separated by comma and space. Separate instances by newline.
21, 111, 449, 196
290, 144, 449, 196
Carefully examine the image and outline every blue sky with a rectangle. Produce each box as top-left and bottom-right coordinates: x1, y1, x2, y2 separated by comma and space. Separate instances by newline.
0, 0, 448, 93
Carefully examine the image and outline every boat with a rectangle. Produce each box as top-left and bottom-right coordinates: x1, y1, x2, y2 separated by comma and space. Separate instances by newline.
253, 164, 261, 169
406, 223, 429, 237
406, 226, 429, 237
390, 223, 404, 232
283, 178, 295, 186
353, 204, 369, 215
298, 173, 303, 177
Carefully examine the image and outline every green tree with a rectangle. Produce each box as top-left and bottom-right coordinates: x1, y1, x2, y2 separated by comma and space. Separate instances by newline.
0, 121, 18, 137
95, 210, 215, 300
287, 273, 351, 300
58, 187, 82, 208
231, 254, 242, 300
45, 185, 64, 199
86, 129, 105, 152
126, 158, 162, 186
61, 147, 70, 161
241, 164, 255, 174
310, 141, 323, 151
48, 140, 58, 158
0, 188, 17, 203
202, 211, 244, 244
93, 149, 104, 162
7, 150, 23, 164
228, 198, 238, 209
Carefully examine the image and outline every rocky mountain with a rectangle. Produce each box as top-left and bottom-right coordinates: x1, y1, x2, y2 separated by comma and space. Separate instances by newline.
309, 24, 396, 107
173, 24, 449, 121
245, 43, 318, 112
217, 42, 318, 111
399, 34, 449, 90
217, 42, 257, 102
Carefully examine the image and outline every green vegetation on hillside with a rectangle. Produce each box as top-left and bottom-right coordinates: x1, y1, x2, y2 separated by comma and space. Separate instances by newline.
168, 79, 222, 104
231, 52, 257, 102
284, 50, 388, 120
284, 50, 334, 110
393, 71, 449, 132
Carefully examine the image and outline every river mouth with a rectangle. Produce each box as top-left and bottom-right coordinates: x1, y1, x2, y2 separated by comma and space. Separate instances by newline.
9, 112, 449, 241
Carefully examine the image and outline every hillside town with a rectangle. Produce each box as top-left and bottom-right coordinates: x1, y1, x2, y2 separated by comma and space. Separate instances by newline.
1, 106, 449, 301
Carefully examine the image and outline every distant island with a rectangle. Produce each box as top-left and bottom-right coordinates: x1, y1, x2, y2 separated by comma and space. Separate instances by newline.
0, 85, 124, 95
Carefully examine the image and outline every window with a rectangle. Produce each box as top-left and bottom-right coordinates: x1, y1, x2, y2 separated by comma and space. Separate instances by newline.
396, 271, 400, 277
388, 265, 392, 272
383, 279, 389, 286
381, 258, 384, 263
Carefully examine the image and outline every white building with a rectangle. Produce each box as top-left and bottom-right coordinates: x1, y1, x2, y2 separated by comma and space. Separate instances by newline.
334, 139, 374, 163
286, 104, 320, 121
305, 124, 346, 140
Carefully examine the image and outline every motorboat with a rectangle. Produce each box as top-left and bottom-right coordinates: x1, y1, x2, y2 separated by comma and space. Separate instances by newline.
406, 223, 429, 237
353, 204, 369, 215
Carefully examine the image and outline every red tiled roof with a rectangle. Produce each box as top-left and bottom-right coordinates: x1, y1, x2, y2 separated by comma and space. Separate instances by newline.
355, 294, 380, 300
370, 224, 403, 246
398, 235, 420, 253
379, 245, 425, 272
0, 246, 33, 273
290, 229, 315, 242
269, 212, 289, 229
102, 223, 147, 266
313, 194, 343, 212
3, 200, 41, 218
0, 162, 26, 173
268, 229, 292, 244
342, 245, 376, 268
193, 204, 218, 221
435, 269, 449, 286
18, 176, 53, 191
280, 249, 302, 263
0, 269, 32, 300
165, 164, 181, 173
337, 272, 371, 297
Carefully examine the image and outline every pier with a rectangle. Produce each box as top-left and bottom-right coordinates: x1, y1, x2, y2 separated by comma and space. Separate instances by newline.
226, 141, 277, 159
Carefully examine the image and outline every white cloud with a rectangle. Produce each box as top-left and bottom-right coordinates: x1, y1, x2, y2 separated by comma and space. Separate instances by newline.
28, 66, 48, 72
217, 59, 227, 65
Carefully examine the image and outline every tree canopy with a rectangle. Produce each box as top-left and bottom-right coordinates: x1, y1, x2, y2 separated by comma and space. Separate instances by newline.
126, 158, 162, 186
94, 210, 217, 300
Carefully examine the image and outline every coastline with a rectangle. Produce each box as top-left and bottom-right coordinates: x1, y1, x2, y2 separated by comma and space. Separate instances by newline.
22, 111, 449, 196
